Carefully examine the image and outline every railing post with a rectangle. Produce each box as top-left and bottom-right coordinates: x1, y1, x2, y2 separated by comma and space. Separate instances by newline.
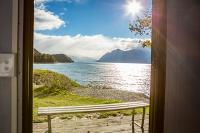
48, 115, 52, 133
132, 110, 135, 133
141, 107, 146, 129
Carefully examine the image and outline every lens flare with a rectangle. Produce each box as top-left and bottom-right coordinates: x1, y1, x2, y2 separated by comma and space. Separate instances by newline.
125, 0, 143, 17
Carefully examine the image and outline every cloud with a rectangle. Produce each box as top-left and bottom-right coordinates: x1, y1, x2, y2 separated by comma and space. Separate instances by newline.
34, 0, 68, 31
34, 0, 87, 31
35, 0, 71, 4
34, 33, 142, 60
34, 8, 65, 30
34, 0, 83, 6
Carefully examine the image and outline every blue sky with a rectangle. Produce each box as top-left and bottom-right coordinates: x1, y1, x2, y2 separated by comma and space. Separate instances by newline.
34, 0, 151, 60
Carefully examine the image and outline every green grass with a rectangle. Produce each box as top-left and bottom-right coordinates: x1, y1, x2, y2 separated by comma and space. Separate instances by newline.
33, 89, 149, 123
33, 70, 149, 123
33, 88, 121, 122
33, 69, 80, 90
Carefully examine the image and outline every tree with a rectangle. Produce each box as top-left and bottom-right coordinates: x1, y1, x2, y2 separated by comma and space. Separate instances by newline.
34, 54, 56, 63
129, 10, 152, 47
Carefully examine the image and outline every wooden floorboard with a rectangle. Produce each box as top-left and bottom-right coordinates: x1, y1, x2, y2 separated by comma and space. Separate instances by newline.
33, 115, 149, 133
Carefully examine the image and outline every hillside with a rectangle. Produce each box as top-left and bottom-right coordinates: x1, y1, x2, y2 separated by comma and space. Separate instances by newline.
52, 54, 74, 63
98, 48, 151, 64
33, 49, 41, 56
33, 49, 74, 63
33, 70, 120, 122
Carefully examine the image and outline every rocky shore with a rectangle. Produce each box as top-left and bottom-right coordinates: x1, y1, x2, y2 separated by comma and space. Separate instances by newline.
70, 86, 149, 103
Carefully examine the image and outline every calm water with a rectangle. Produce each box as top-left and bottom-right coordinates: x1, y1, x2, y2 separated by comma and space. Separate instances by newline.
34, 62, 151, 95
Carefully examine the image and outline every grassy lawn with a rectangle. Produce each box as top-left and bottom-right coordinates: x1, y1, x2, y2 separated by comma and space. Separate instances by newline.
33, 90, 121, 122
33, 69, 149, 123
33, 88, 149, 123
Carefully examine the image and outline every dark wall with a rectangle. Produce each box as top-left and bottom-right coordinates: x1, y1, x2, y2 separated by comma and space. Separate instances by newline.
0, 0, 12, 132
0, 0, 18, 133
165, 0, 200, 132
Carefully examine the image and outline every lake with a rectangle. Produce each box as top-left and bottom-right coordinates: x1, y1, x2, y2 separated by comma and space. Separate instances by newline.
34, 62, 151, 96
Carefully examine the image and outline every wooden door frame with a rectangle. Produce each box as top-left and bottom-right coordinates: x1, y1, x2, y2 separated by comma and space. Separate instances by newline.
21, 0, 167, 133
149, 0, 167, 133
21, 0, 34, 133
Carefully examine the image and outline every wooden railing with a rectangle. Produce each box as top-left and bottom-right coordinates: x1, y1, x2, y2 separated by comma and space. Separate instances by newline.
38, 101, 149, 133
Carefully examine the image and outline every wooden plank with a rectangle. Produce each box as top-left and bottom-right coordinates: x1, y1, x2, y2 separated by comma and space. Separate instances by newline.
39, 101, 146, 110
39, 103, 148, 112
38, 102, 148, 111
39, 106, 148, 115
38, 102, 149, 112
39, 104, 149, 113
38, 102, 149, 115
38, 103, 148, 111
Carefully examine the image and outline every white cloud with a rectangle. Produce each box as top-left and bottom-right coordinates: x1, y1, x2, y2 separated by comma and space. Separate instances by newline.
34, 0, 83, 6
34, 33, 141, 60
34, 0, 86, 31
34, 8, 65, 30
34, 0, 66, 31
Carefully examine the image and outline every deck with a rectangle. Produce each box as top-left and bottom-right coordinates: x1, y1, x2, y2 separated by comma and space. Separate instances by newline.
33, 114, 149, 133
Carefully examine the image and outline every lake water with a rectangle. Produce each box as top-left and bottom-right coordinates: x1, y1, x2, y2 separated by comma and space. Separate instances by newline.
34, 62, 151, 96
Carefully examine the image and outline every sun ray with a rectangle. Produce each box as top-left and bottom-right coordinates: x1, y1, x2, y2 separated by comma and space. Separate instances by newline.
125, 0, 143, 17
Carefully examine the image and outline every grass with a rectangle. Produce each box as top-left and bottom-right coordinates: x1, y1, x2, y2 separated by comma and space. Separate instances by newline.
33, 69, 149, 123
33, 87, 120, 122
33, 69, 80, 90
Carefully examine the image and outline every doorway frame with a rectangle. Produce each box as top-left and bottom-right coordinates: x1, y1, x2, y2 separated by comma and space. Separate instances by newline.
20, 0, 167, 133
149, 0, 167, 133
20, 0, 34, 133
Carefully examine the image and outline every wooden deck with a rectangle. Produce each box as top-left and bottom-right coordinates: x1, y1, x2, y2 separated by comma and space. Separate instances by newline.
33, 114, 149, 133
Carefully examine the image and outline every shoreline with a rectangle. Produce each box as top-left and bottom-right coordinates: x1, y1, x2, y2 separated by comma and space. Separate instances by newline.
70, 87, 149, 103
33, 69, 149, 123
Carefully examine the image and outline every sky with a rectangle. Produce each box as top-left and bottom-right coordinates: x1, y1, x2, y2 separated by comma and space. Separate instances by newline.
34, 0, 152, 60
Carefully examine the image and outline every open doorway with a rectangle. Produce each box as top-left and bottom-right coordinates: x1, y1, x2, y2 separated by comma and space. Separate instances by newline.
32, 0, 152, 132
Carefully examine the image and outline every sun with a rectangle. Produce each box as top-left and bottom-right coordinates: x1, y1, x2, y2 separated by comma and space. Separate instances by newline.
125, 0, 143, 17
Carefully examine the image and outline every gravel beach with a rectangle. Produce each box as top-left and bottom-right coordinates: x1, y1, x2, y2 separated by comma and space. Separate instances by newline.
70, 86, 149, 103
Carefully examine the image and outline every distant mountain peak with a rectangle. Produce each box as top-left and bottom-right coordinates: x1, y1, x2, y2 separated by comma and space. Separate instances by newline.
98, 48, 151, 64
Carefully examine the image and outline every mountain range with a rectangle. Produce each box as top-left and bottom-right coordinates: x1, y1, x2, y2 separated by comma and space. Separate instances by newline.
98, 48, 151, 64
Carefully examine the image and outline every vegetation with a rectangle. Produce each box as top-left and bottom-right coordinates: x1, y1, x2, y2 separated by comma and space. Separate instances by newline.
52, 54, 74, 63
129, 10, 152, 47
129, 10, 152, 36
34, 53, 56, 63
33, 69, 80, 91
140, 40, 151, 48
33, 87, 121, 122
33, 49, 74, 63
33, 70, 149, 123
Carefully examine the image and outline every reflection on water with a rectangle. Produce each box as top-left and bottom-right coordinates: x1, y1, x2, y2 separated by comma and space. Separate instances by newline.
34, 62, 151, 96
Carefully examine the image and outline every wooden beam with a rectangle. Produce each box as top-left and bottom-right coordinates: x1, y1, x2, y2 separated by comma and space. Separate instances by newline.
21, 0, 34, 132
132, 110, 135, 133
150, 0, 167, 133
141, 107, 145, 128
47, 115, 52, 133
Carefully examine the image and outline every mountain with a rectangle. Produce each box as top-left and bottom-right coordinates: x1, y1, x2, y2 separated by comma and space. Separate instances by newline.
33, 49, 74, 63
33, 49, 41, 56
52, 54, 74, 63
98, 48, 151, 64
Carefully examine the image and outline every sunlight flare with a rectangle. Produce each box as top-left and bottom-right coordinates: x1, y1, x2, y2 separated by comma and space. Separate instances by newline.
125, 0, 143, 17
